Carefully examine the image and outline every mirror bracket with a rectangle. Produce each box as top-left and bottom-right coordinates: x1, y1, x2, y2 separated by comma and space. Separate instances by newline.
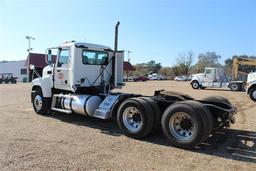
47, 49, 52, 64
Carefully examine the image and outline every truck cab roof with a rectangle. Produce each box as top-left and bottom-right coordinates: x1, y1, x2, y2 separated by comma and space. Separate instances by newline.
59, 41, 112, 51
204, 67, 218, 70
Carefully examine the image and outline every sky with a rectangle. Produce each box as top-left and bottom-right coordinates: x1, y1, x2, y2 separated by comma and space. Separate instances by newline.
0, 0, 255, 66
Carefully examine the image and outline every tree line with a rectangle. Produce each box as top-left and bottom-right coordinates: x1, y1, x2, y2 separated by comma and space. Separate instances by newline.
131, 51, 256, 78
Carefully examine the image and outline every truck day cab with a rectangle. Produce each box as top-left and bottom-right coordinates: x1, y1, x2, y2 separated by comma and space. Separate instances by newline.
190, 67, 245, 91
31, 22, 236, 149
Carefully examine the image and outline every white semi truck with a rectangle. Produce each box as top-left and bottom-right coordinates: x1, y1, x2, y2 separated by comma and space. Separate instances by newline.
190, 67, 244, 91
31, 22, 236, 149
246, 72, 256, 101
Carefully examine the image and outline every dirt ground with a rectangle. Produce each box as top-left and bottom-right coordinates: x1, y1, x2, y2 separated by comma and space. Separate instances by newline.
0, 81, 255, 170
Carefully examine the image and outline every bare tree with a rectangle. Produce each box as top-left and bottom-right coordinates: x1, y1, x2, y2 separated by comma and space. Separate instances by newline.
175, 50, 194, 75
194, 51, 221, 72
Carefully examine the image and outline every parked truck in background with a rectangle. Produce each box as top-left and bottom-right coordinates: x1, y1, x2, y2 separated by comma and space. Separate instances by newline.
30, 22, 236, 149
245, 72, 256, 101
190, 67, 243, 91
191, 57, 256, 91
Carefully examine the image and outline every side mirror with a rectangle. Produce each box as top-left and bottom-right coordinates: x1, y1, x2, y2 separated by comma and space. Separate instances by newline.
47, 49, 52, 64
29, 64, 35, 70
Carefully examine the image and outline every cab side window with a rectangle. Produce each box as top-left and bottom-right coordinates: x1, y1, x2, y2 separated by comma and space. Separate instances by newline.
57, 49, 69, 67
82, 50, 108, 65
205, 69, 211, 75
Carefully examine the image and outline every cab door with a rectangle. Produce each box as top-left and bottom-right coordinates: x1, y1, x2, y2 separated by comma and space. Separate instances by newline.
202, 68, 215, 87
54, 48, 71, 90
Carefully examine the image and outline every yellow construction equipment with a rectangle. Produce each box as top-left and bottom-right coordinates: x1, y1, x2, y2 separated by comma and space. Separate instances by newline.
232, 57, 256, 80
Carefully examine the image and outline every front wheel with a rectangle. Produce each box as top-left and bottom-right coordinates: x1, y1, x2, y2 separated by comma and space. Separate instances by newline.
32, 90, 51, 115
191, 81, 200, 89
249, 88, 256, 102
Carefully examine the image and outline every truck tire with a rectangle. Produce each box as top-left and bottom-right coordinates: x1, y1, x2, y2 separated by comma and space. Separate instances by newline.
191, 81, 200, 89
249, 87, 256, 102
185, 100, 213, 141
117, 98, 155, 139
230, 83, 239, 91
138, 97, 161, 132
161, 101, 210, 149
32, 90, 51, 115
242, 83, 246, 92
202, 96, 231, 129
11, 79, 17, 84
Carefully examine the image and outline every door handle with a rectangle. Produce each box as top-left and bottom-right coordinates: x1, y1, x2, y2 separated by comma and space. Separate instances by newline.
57, 69, 61, 72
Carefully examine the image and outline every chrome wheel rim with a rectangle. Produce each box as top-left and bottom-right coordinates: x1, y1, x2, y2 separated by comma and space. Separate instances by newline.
122, 107, 143, 133
169, 112, 195, 141
34, 95, 42, 111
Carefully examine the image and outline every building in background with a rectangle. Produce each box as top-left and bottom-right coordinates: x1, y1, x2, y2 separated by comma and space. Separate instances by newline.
123, 61, 135, 79
0, 60, 27, 82
24, 53, 57, 81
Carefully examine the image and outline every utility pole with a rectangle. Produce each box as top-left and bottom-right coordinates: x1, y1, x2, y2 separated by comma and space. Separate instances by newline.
124, 50, 132, 79
127, 50, 132, 62
124, 50, 132, 62
25, 35, 35, 82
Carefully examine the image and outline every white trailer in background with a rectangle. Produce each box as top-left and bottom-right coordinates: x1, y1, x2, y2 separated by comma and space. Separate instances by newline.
0, 60, 27, 82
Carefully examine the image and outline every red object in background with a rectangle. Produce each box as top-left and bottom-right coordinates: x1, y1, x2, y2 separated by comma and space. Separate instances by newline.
24, 53, 57, 68
134, 76, 149, 82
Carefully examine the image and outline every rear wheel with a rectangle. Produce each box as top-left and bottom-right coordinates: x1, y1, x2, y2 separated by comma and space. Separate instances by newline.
230, 83, 239, 91
138, 97, 161, 132
191, 81, 200, 89
202, 96, 231, 129
117, 98, 155, 139
249, 87, 256, 102
186, 100, 213, 140
242, 83, 246, 92
161, 101, 211, 149
32, 90, 51, 115
10, 79, 17, 84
